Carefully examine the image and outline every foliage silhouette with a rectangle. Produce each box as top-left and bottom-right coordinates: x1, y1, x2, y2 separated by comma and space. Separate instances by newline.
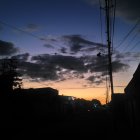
0, 58, 22, 95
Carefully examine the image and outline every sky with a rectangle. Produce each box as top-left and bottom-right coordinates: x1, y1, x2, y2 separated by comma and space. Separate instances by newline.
0, 0, 140, 104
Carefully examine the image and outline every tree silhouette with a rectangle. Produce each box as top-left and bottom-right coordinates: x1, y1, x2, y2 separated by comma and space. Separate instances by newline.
91, 99, 101, 109
0, 58, 22, 95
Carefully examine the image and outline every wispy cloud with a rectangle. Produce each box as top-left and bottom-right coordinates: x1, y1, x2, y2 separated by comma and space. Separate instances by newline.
113, 51, 140, 62
42, 34, 107, 55
23, 24, 40, 32
0, 40, 18, 56
62, 35, 100, 53
43, 44, 55, 48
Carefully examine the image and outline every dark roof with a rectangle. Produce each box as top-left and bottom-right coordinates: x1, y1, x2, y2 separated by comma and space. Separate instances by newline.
125, 63, 140, 96
133, 63, 140, 78
16, 87, 58, 96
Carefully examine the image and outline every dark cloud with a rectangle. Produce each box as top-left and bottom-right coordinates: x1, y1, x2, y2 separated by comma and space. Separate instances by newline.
17, 54, 86, 81
6, 32, 132, 84
60, 35, 107, 54
42, 35, 107, 55
84, 55, 108, 73
116, 0, 140, 22
0, 40, 18, 55
19, 61, 59, 81
87, 0, 140, 22
60, 47, 67, 53
11, 53, 30, 62
16, 54, 86, 82
87, 75, 105, 85
31, 54, 86, 73
9, 37, 138, 86
62, 35, 97, 53
43, 44, 54, 48
93, 80, 104, 85
112, 60, 129, 72
14, 52, 129, 85
85, 54, 129, 73
87, 75, 96, 82
40, 36, 58, 42
24, 24, 40, 32
63, 35, 96, 45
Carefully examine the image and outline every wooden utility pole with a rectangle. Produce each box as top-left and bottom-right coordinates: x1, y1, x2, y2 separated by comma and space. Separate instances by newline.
105, 0, 114, 100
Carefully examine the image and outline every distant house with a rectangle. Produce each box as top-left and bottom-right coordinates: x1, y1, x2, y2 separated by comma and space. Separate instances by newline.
18, 87, 58, 96
58, 95, 76, 114
12, 87, 60, 119
124, 63, 140, 129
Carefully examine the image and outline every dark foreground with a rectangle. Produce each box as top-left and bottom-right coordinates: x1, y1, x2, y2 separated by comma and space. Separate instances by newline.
0, 108, 137, 140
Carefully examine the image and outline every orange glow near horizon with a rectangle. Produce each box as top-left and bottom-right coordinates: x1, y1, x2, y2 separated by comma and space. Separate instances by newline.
23, 80, 110, 104
59, 88, 108, 104
22, 68, 135, 105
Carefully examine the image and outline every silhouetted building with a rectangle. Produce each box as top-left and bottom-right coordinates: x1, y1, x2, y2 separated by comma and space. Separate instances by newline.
18, 87, 58, 96
8, 87, 60, 119
58, 95, 76, 114
125, 63, 140, 130
112, 93, 126, 120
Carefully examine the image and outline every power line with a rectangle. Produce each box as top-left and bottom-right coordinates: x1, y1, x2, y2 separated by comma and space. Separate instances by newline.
0, 19, 137, 92
0, 20, 44, 40
62, 85, 128, 89
99, 0, 104, 45
60, 87, 106, 89
111, 0, 116, 52
122, 31, 139, 52
115, 19, 140, 50
114, 86, 126, 87
129, 40, 140, 52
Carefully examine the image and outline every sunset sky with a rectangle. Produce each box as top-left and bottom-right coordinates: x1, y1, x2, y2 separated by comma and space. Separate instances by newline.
0, 0, 140, 104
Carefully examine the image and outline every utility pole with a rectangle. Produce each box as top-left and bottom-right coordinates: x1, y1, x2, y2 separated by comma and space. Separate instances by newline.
105, 0, 114, 100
